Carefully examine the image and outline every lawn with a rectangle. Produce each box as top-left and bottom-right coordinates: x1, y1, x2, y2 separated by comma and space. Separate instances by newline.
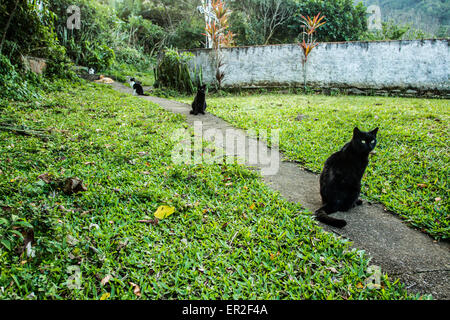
179, 92, 449, 240
0, 81, 414, 299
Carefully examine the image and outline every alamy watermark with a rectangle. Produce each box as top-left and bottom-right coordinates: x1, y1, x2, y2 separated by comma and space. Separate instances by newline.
171, 121, 280, 176
66, 5, 81, 30
367, 5, 382, 31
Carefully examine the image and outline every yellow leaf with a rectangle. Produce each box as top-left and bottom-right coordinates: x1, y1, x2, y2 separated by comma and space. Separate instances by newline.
356, 282, 364, 289
100, 292, 110, 300
154, 205, 175, 220
249, 203, 256, 210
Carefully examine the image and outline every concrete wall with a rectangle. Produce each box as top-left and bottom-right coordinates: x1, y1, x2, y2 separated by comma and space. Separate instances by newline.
187, 39, 449, 95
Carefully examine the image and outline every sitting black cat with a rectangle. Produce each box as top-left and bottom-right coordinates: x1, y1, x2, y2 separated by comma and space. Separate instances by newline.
316, 127, 379, 228
190, 84, 207, 115
129, 77, 144, 96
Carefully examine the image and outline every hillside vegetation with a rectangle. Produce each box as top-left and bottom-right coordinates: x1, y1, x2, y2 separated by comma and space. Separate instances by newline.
356, 0, 449, 37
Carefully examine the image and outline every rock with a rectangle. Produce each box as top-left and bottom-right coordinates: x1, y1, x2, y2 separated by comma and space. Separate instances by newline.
348, 88, 365, 95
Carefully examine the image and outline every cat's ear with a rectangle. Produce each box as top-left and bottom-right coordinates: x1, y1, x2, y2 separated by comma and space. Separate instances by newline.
371, 127, 379, 135
353, 127, 361, 136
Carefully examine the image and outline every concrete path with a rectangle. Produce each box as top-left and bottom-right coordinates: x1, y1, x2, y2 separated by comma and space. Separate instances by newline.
111, 82, 450, 299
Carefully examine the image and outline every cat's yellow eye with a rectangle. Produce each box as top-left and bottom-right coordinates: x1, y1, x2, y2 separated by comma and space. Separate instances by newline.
361, 140, 366, 144
371, 140, 375, 144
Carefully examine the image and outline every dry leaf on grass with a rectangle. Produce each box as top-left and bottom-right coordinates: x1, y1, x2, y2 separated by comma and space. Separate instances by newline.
101, 275, 112, 286
129, 282, 141, 297
37, 173, 52, 184
63, 177, 87, 195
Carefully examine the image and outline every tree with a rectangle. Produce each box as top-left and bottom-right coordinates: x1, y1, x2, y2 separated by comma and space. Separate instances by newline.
291, 0, 367, 42
229, 0, 368, 45
0, 0, 58, 61
229, 0, 296, 45
255, 0, 295, 44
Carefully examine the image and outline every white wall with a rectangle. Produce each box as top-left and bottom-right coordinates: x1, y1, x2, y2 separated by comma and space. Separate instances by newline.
187, 40, 449, 93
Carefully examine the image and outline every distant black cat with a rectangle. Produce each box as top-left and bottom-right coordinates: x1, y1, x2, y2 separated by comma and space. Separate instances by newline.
129, 77, 144, 96
190, 84, 207, 115
315, 127, 379, 228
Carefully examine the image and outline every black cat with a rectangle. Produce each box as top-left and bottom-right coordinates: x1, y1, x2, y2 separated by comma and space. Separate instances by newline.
129, 77, 144, 96
315, 127, 379, 228
190, 84, 207, 115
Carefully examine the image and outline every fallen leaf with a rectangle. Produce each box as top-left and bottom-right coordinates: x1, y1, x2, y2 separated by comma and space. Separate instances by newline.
249, 203, 256, 210
100, 292, 110, 300
129, 282, 141, 297
435, 197, 441, 202
63, 177, 87, 195
37, 173, 52, 184
101, 275, 112, 286
154, 206, 175, 220
356, 282, 364, 289
417, 183, 427, 188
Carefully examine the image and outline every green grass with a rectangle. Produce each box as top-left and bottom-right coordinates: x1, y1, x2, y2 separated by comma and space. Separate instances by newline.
0, 82, 415, 299
178, 92, 449, 240
106, 63, 155, 87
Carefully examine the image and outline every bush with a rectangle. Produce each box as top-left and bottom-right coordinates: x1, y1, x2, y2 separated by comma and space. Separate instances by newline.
84, 42, 116, 72
114, 46, 150, 69
154, 48, 202, 94
292, 0, 368, 42
0, 54, 43, 101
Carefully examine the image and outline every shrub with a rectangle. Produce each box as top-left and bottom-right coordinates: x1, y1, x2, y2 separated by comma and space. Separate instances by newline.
154, 48, 202, 94
84, 42, 116, 72
0, 54, 42, 101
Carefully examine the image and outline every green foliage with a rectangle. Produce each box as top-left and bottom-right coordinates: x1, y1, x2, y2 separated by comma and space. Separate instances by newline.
0, 81, 414, 299
292, 0, 368, 42
0, 0, 56, 59
360, 20, 434, 41
0, 0, 73, 79
190, 93, 450, 240
83, 42, 115, 72
50, 0, 118, 70
356, 0, 450, 38
0, 54, 43, 101
229, 0, 368, 45
126, 15, 165, 54
154, 48, 200, 94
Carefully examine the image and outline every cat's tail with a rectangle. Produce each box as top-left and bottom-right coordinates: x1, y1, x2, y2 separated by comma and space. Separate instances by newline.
315, 206, 347, 228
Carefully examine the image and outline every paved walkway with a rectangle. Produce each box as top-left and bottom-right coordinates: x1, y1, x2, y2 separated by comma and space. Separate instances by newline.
111, 82, 450, 299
